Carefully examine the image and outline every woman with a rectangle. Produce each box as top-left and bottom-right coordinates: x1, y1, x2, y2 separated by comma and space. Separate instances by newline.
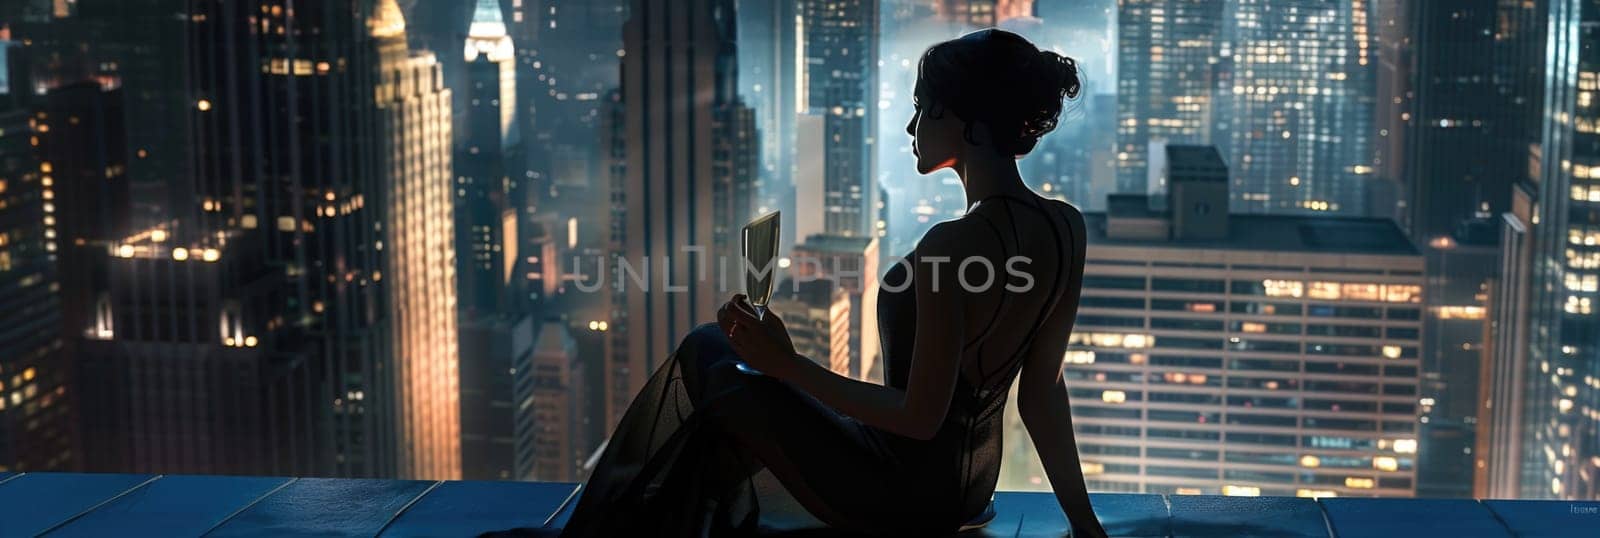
553, 29, 1107, 537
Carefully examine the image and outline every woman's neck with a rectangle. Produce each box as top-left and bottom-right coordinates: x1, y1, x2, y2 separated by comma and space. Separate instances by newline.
956, 151, 1032, 208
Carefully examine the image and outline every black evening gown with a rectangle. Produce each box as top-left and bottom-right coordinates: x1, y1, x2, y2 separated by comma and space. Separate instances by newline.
559, 196, 1070, 537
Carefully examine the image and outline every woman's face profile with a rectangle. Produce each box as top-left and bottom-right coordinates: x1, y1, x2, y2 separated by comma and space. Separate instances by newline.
906, 83, 964, 175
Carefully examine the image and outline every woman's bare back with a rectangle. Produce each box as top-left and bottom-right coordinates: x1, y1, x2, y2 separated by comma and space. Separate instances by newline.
938, 193, 1081, 393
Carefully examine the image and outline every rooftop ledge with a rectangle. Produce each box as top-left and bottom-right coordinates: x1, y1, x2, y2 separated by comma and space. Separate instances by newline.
2, 472, 1597, 537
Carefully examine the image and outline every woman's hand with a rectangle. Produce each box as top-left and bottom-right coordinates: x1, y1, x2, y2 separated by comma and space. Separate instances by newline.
720, 294, 799, 377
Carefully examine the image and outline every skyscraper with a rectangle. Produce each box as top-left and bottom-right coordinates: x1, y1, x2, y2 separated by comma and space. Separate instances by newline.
457, 0, 521, 317
0, 44, 77, 473
74, 0, 461, 479
458, 313, 535, 481
1403, 0, 1543, 242
530, 320, 585, 481
1004, 147, 1425, 497
373, 0, 462, 480
1114, 0, 1224, 195
738, 0, 801, 248
610, 0, 758, 427
800, 0, 880, 238
1415, 220, 1497, 499
1210, 0, 1377, 216
1516, 0, 1600, 500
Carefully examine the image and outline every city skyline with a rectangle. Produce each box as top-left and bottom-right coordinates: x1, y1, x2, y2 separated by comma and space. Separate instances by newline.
0, 0, 1596, 506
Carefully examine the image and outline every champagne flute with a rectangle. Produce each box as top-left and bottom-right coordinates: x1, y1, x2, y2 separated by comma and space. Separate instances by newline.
741, 211, 781, 320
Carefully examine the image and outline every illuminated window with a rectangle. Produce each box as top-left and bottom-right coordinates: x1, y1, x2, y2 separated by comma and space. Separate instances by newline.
1341, 283, 1382, 301
1344, 477, 1375, 489
1309, 281, 1342, 300
1263, 279, 1304, 298
1064, 350, 1096, 364
1433, 306, 1486, 320
1382, 285, 1422, 303
1566, 296, 1594, 315
1392, 439, 1417, 454
1296, 489, 1338, 498
1222, 485, 1260, 497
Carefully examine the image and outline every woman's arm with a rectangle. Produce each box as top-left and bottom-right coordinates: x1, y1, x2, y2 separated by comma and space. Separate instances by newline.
1015, 205, 1109, 537
727, 220, 974, 441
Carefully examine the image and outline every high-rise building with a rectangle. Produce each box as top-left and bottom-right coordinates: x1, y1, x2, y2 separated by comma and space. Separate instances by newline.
459, 313, 535, 481
769, 278, 852, 376
506, 0, 626, 270
76, 230, 306, 475
1403, 0, 1543, 243
1370, 0, 1411, 226
1004, 147, 1424, 497
457, 0, 521, 317
1410, 0, 1553, 500
530, 320, 584, 481
1513, 0, 1600, 500
1415, 220, 1497, 499
791, 234, 880, 380
1114, 0, 1224, 195
609, 0, 758, 428
0, 44, 76, 473
1210, 0, 1377, 216
738, 0, 801, 249
1481, 184, 1536, 499
800, 0, 879, 239
373, 0, 463, 480
73, 0, 461, 479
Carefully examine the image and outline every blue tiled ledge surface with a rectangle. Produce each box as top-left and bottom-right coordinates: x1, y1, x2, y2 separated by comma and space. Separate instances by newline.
0, 472, 1596, 537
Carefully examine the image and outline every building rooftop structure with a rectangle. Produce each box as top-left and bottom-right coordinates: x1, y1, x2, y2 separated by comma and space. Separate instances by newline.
1084, 212, 1421, 256
1, 472, 1595, 536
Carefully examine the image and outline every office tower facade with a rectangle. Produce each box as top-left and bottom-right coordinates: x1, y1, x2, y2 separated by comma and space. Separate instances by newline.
738, 0, 800, 207
79, 0, 463, 479
373, 1, 462, 480
458, 314, 535, 481
76, 230, 305, 475
457, 0, 521, 316
1114, 0, 1224, 195
770, 278, 852, 376
1007, 147, 1424, 497
506, 0, 626, 276
0, 49, 76, 472
1211, 0, 1376, 216
1403, 0, 1545, 242
1369, 0, 1411, 225
800, 0, 879, 239
530, 320, 584, 481
1482, 183, 1537, 498
610, 0, 758, 427
1414, 220, 1498, 499
1063, 217, 1424, 497
1518, 0, 1600, 500
791, 234, 880, 380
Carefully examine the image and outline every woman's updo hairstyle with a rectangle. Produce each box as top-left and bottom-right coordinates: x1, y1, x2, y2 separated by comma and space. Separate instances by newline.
914, 29, 1082, 156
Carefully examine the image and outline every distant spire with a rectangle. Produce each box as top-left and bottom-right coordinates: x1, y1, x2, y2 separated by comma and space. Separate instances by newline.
464, 0, 514, 62
369, 0, 407, 39
468, 0, 508, 39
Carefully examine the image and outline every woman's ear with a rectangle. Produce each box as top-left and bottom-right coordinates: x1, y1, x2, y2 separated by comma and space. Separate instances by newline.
962, 119, 992, 148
